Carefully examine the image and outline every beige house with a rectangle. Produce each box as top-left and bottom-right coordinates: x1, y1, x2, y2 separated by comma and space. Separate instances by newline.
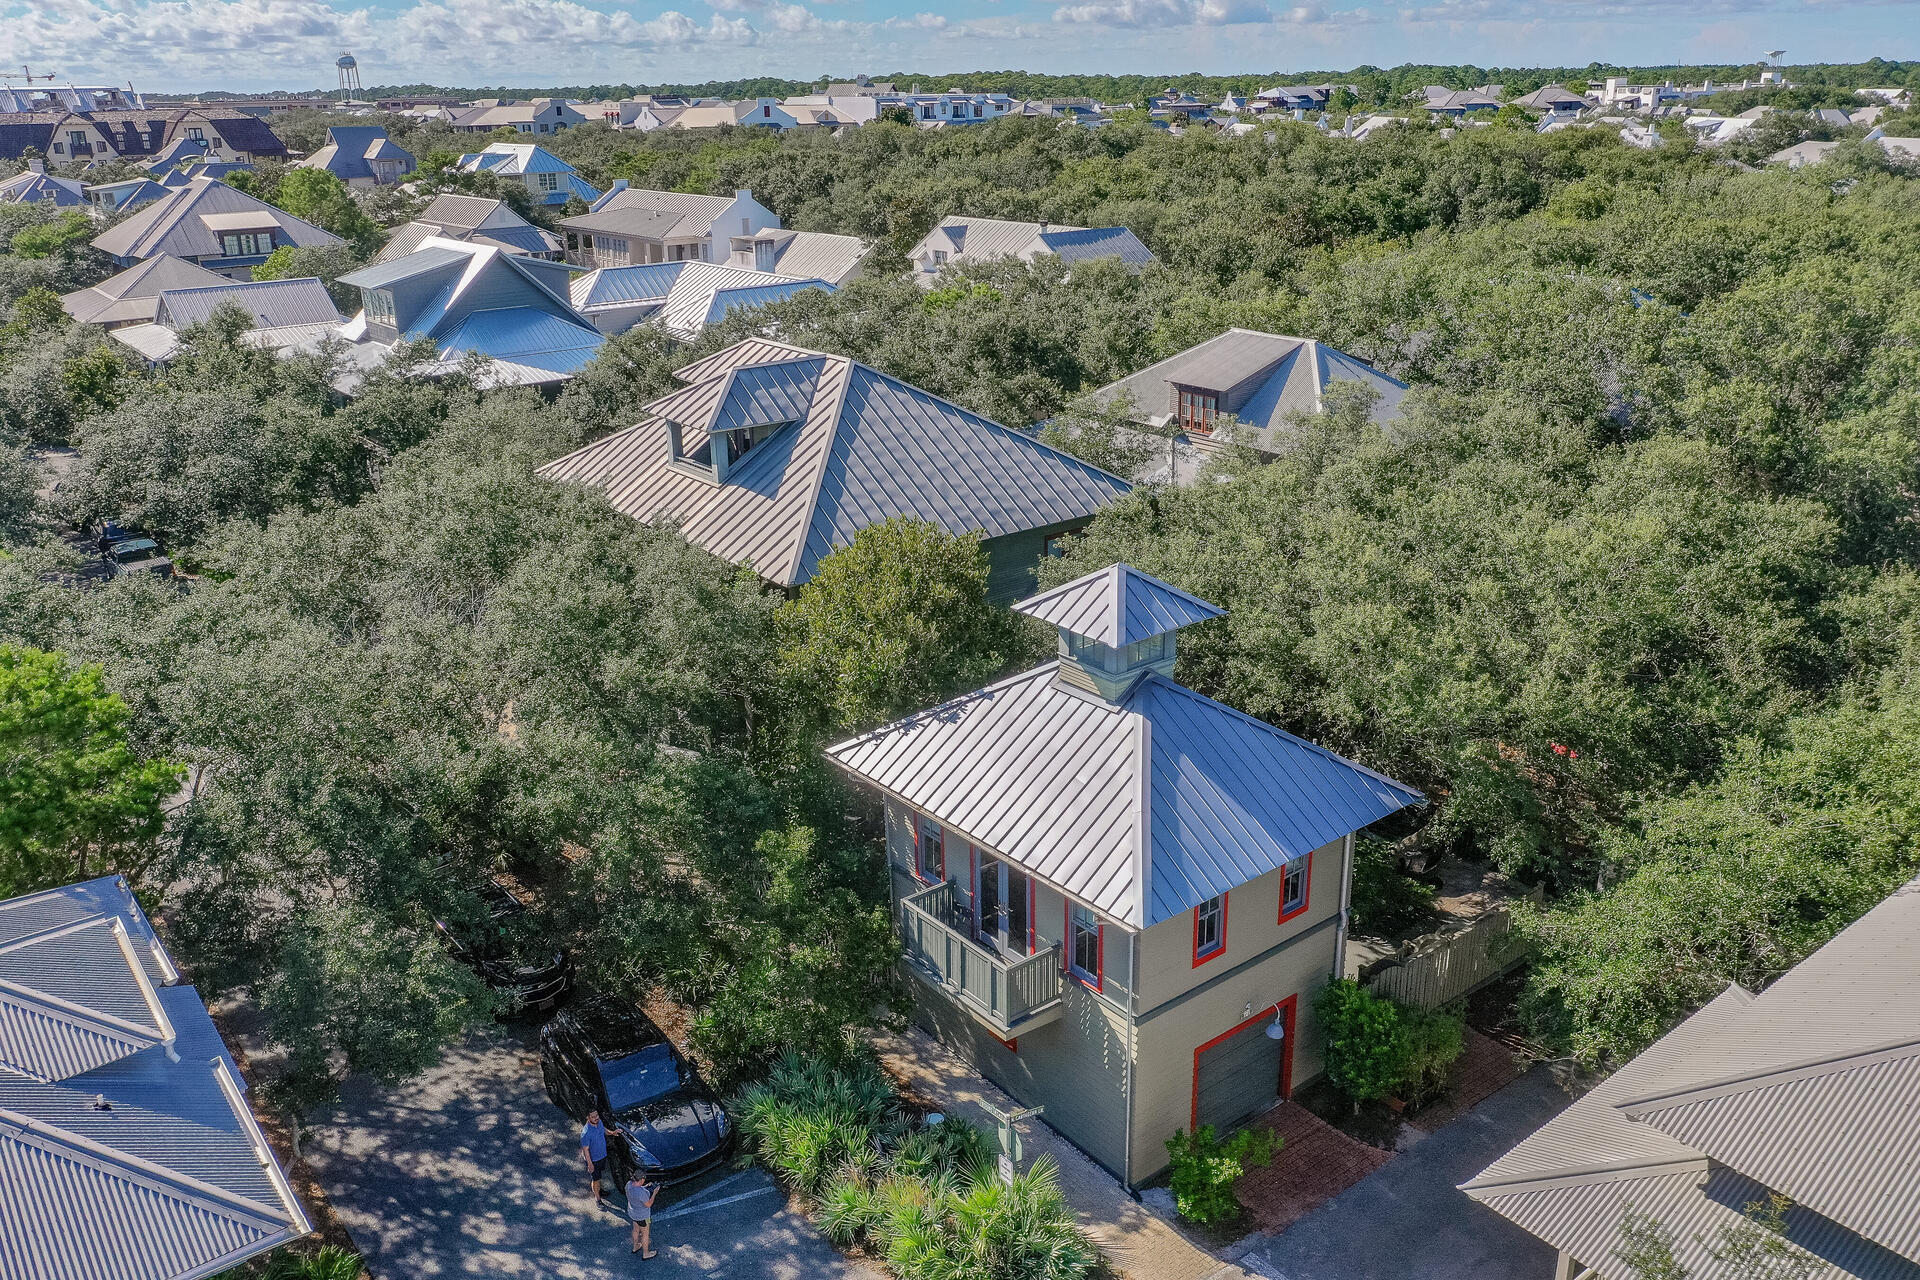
827, 563, 1423, 1186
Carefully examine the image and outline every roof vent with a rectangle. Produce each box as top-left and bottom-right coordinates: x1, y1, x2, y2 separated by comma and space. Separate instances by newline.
91, 1094, 113, 1111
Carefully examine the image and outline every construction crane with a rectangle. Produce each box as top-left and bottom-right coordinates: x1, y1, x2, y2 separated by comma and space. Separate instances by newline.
0, 65, 57, 85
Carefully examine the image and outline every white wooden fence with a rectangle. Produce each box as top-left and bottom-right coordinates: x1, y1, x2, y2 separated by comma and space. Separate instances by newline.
1361, 907, 1526, 1009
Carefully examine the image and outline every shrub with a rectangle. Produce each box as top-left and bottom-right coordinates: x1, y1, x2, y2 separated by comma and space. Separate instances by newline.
1315, 979, 1411, 1109
1349, 836, 1437, 936
1164, 1124, 1278, 1226
734, 1056, 1099, 1279
1397, 1006, 1467, 1108
261, 1246, 365, 1280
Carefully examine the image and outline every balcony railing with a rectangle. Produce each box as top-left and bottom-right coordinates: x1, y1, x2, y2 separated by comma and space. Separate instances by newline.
900, 880, 1064, 1036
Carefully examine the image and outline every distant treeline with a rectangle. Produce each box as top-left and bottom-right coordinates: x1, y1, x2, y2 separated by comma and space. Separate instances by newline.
176, 57, 1920, 108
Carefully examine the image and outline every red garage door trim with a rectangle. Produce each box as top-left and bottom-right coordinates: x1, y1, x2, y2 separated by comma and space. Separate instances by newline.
1190, 993, 1297, 1131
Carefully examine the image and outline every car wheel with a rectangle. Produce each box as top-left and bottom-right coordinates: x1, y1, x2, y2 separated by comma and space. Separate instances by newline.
540, 1056, 568, 1112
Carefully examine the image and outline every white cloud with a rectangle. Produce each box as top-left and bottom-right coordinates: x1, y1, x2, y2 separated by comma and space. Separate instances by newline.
1053, 0, 1271, 23
882, 10, 948, 26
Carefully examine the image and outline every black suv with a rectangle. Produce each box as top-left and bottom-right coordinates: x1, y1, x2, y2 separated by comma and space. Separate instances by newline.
433, 878, 572, 1017
539, 994, 732, 1184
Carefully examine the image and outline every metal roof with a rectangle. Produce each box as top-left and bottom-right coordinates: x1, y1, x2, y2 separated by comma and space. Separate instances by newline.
570, 261, 832, 339
433, 307, 603, 376
916, 216, 1155, 276
337, 244, 473, 290
295, 125, 413, 183
736, 229, 870, 285
826, 655, 1421, 929
540, 340, 1131, 587
1015, 563, 1224, 647
1462, 877, 1920, 1276
1036, 225, 1156, 268
90, 177, 342, 263
1090, 329, 1407, 443
61, 255, 230, 326
576, 187, 740, 239
153, 278, 341, 330
0, 170, 87, 206
0, 878, 309, 1280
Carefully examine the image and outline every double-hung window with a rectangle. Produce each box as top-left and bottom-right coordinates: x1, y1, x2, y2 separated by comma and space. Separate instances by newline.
537, 171, 559, 192
1278, 853, 1310, 923
1192, 894, 1226, 965
1066, 901, 1102, 989
913, 816, 946, 884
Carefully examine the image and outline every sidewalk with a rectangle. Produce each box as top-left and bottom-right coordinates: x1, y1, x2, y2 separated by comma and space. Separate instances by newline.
874, 1028, 1254, 1280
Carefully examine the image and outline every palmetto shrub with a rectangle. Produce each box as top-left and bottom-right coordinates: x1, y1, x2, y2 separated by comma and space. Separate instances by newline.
733, 1055, 1098, 1280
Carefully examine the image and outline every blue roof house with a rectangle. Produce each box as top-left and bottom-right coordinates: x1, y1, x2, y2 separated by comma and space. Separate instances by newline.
826, 562, 1423, 1188
456, 142, 601, 206
0, 876, 312, 1280
295, 125, 416, 188
539, 337, 1133, 600
336, 236, 604, 387
0, 160, 88, 206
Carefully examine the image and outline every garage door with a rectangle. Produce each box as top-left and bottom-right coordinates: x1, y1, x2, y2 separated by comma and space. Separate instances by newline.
1193, 1004, 1292, 1133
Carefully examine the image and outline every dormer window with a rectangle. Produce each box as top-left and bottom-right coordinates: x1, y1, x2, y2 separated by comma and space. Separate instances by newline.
364, 289, 395, 325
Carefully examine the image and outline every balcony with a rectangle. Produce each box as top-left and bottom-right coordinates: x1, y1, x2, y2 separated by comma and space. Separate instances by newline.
900, 881, 1065, 1037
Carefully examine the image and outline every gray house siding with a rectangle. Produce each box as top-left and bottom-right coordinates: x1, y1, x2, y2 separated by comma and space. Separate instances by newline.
884, 799, 1138, 1181
982, 518, 1087, 605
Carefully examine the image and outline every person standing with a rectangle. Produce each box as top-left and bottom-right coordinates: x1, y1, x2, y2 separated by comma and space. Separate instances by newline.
581, 1110, 610, 1207
627, 1172, 659, 1258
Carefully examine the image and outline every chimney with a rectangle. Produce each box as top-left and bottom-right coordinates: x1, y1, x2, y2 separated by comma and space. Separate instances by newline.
1038, 219, 1049, 234
735, 188, 751, 201
26, 158, 45, 173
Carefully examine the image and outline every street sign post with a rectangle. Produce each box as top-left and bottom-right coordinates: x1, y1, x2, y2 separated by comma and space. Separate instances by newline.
980, 1102, 1044, 1184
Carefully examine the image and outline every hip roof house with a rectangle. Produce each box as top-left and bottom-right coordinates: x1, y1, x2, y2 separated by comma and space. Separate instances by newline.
295, 124, 416, 187
336, 236, 604, 388
1461, 875, 1920, 1280
1086, 328, 1408, 478
106, 276, 343, 365
0, 160, 87, 206
455, 143, 601, 206
826, 563, 1423, 1185
375, 193, 562, 263
61, 254, 234, 328
90, 176, 343, 279
0, 876, 312, 1280
538, 338, 1132, 599
907, 215, 1155, 287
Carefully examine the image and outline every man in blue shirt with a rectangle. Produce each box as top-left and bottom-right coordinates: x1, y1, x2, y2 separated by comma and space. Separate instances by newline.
581, 1109, 610, 1207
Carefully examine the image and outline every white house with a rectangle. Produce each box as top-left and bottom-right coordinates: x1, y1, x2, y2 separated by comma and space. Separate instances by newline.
907, 215, 1155, 286
455, 143, 602, 206
560, 185, 779, 266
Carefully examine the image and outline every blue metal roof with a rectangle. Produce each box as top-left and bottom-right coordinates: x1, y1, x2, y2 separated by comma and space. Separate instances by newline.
435, 306, 603, 375
1037, 225, 1157, 268
0, 877, 310, 1280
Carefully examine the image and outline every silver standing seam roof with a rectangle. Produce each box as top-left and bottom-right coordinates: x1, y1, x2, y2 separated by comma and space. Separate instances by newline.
153, 277, 342, 330
539, 339, 1133, 587
90, 176, 343, 263
1460, 875, 1920, 1280
60, 255, 231, 326
1015, 563, 1225, 647
0, 876, 311, 1280
825, 589, 1423, 930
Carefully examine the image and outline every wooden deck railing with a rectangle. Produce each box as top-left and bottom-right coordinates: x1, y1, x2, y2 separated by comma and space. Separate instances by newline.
900, 881, 1065, 1035
1361, 907, 1527, 1010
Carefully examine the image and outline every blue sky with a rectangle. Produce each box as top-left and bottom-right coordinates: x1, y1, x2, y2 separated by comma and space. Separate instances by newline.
4, 0, 1916, 93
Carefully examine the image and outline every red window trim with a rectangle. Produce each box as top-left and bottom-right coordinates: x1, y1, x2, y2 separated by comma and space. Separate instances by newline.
1191, 893, 1228, 967
910, 815, 946, 886
1190, 993, 1297, 1131
1063, 898, 1103, 992
1277, 849, 1312, 925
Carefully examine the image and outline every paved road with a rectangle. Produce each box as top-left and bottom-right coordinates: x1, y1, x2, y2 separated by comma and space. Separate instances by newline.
1242, 1068, 1573, 1280
303, 1026, 882, 1280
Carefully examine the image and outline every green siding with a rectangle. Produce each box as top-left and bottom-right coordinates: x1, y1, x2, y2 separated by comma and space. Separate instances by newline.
983, 519, 1086, 605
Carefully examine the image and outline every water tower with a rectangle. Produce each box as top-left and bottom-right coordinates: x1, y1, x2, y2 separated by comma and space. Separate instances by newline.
336, 52, 362, 101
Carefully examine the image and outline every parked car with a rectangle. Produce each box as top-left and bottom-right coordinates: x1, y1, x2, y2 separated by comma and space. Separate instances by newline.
433, 877, 572, 1017
103, 538, 173, 579
539, 993, 732, 1184
91, 517, 137, 551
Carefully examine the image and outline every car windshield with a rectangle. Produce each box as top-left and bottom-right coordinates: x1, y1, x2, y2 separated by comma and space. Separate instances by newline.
599, 1042, 682, 1113
110, 541, 158, 562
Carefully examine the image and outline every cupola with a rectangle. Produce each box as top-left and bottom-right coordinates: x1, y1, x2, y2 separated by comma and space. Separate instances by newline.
1014, 563, 1224, 702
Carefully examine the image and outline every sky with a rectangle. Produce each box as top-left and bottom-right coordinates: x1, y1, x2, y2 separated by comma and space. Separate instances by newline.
2, 0, 1916, 94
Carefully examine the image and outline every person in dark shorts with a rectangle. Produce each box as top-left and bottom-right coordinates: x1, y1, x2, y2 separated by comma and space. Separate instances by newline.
627, 1172, 659, 1257
581, 1110, 610, 1206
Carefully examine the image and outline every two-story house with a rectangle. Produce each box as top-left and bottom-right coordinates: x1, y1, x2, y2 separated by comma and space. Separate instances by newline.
1461, 875, 1920, 1280
560, 185, 779, 267
334, 237, 603, 388
455, 143, 602, 206
0, 106, 289, 167
294, 125, 416, 187
907, 215, 1156, 287
445, 97, 586, 134
0, 159, 87, 206
538, 338, 1132, 600
727, 227, 870, 285
826, 563, 1423, 1186
89, 175, 343, 279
